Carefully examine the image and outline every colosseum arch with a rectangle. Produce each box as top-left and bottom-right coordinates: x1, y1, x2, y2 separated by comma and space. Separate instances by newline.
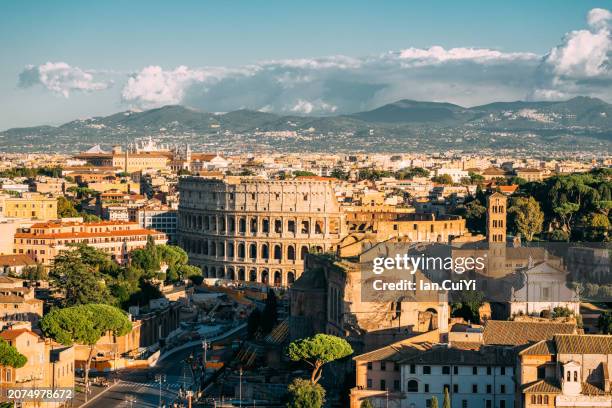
250, 217, 258, 233
287, 245, 296, 260
249, 269, 257, 282
315, 220, 324, 234
227, 267, 235, 280
261, 269, 269, 284
249, 243, 257, 259
273, 244, 282, 260
300, 245, 309, 260
238, 243, 245, 258
287, 271, 296, 285
239, 217, 246, 233
274, 270, 282, 286
261, 244, 269, 259
262, 218, 270, 233
238, 268, 245, 281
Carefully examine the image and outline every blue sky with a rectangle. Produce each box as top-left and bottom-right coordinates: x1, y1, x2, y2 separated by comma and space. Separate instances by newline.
1, 0, 611, 129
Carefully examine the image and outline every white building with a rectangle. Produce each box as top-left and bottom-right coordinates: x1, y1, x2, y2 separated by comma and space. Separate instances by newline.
400, 346, 515, 408
434, 168, 469, 183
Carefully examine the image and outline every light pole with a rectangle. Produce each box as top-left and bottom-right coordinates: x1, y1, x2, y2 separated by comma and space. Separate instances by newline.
239, 367, 243, 408
125, 395, 135, 408
155, 373, 166, 407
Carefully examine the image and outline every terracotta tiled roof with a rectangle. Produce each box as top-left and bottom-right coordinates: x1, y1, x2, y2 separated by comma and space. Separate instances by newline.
0, 328, 38, 340
554, 334, 612, 355
519, 340, 555, 356
522, 379, 561, 394
581, 381, 611, 395
0, 255, 36, 267
483, 321, 576, 346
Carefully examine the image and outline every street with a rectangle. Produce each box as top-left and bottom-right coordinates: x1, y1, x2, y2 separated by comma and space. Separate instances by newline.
85, 346, 199, 408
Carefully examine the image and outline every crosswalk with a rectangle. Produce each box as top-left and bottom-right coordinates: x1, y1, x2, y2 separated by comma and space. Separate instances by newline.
119, 380, 195, 392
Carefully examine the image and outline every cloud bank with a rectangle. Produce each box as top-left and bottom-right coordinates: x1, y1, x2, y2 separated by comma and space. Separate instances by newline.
18, 62, 111, 97
18, 8, 612, 113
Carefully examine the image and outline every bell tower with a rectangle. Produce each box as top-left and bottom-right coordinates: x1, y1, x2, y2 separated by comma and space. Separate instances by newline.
486, 192, 507, 244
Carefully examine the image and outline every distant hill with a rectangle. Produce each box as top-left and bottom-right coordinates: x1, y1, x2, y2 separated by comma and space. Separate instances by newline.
1, 97, 610, 153
350, 100, 470, 123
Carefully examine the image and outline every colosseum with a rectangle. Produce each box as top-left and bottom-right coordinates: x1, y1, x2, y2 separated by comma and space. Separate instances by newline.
178, 176, 346, 286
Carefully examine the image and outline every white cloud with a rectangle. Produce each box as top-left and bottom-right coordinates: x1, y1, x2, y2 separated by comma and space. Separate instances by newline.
18, 62, 111, 97
396, 46, 537, 63
531, 8, 612, 100
587, 8, 612, 30
119, 46, 540, 112
19, 8, 612, 112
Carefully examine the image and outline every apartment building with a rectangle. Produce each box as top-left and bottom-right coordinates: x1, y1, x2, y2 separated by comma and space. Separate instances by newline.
13, 220, 167, 265
0, 276, 43, 327
0, 193, 57, 221
0, 328, 74, 408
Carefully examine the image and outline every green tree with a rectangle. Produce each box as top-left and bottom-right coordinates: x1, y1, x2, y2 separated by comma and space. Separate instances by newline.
40, 304, 132, 399
554, 202, 580, 235
293, 171, 316, 177
286, 378, 326, 408
443, 387, 451, 408
451, 291, 484, 324
431, 396, 439, 408
598, 311, 612, 334
0, 339, 27, 368
509, 196, 544, 241
22, 263, 48, 282
464, 199, 487, 234
468, 172, 485, 184
431, 174, 454, 185
57, 196, 79, 218
50, 246, 114, 307
360, 400, 374, 408
287, 334, 353, 384
330, 168, 349, 180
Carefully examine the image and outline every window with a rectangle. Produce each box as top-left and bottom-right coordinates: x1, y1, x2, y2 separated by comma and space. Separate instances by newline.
380, 361, 386, 371
410, 364, 416, 374
380, 380, 386, 391
544, 396, 549, 404
472, 384, 478, 393
367, 379, 372, 389
453, 366, 459, 375
537, 366, 545, 379
500, 400, 505, 408
394, 363, 399, 372
424, 384, 429, 392
486, 384, 492, 393
462, 400, 467, 408
423, 366, 431, 374
367, 362, 372, 370
472, 366, 478, 375
500, 384, 506, 393
442, 366, 450, 375
486, 400, 492, 408
393, 380, 400, 391
407, 380, 418, 393
486, 366, 491, 375
501, 367, 506, 375
574, 371, 578, 382
453, 384, 459, 393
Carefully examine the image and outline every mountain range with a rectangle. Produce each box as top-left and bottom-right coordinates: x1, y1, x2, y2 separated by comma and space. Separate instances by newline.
1, 97, 611, 153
